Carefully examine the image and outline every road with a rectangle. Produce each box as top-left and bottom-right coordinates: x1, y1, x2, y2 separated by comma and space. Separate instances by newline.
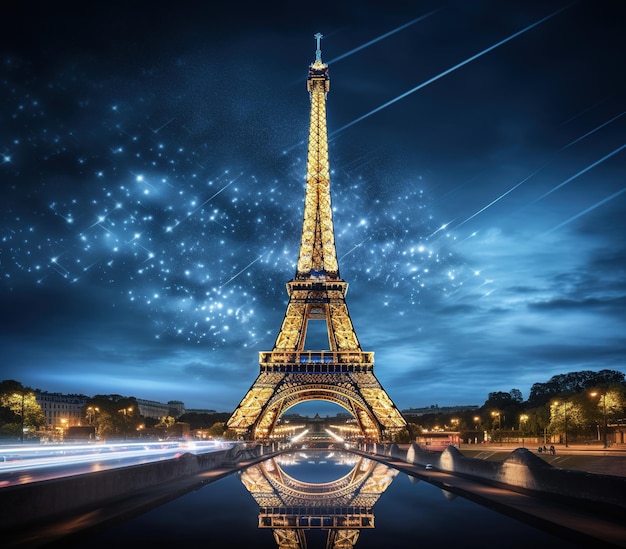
0, 440, 234, 487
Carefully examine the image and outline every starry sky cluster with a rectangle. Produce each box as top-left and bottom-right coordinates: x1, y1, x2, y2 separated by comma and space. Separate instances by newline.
1, 1, 624, 414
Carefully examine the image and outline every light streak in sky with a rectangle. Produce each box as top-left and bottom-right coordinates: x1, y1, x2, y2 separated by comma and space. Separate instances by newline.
220, 254, 264, 288
530, 143, 626, 204
327, 8, 443, 65
339, 236, 371, 261
559, 111, 626, 151
558, 96, 611, 127
456, 168, 545, 227
544, 187, 626, 235
428, 221, 454, 238
150, 117, 176, 134
452, 111, 623, 228
460, 230, 479, 242
331, 3, 576, 137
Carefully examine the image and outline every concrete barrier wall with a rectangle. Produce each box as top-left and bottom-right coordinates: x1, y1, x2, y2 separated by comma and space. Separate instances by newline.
376, 443, 626, 511
0, 444, 267, 531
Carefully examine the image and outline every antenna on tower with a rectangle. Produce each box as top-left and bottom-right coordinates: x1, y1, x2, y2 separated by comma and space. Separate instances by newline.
314, 32, 323, 62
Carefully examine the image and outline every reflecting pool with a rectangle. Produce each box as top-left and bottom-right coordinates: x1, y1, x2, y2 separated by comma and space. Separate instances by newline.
68, 450, 581, 548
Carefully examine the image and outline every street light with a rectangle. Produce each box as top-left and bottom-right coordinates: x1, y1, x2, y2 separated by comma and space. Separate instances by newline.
519, 414, 528, 448
519, 414, 528, 430
119, 406, 134, 440
87, 406, 99, 425
554, 401, 568, 448
470, 416, 481, 444
590, 392, 608, 448
491, 411, 502, 446
563, 400, 569, 448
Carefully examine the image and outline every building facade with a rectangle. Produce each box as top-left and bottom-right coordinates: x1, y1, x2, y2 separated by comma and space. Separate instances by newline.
136, 398, 186, 419
35, 391, 88, 431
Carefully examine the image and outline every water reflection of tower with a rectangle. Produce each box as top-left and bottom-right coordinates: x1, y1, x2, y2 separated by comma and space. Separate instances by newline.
239, 450, 398, 548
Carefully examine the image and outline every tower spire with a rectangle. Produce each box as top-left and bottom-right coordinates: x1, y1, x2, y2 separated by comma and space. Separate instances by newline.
314, 32, 323, 62
298, 31, 335, 279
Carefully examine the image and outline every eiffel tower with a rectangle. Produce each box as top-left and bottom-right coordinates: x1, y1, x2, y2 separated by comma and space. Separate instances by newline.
227, 34, 406, 442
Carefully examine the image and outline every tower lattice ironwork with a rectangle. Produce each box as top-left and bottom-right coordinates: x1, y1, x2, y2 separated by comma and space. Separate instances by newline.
227, 34, 406, 441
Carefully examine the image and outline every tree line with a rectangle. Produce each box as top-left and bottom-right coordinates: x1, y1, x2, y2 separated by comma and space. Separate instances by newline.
1, 369, 624, 443
402, 369, 625, 445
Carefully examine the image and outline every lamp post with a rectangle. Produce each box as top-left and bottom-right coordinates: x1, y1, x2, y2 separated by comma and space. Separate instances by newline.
87, 406, 99, 425
473, 416, 481, 444
119, 406, 134, 440
491, 411, 501, 428
590, 391, 608, 448
491, 411, 501, 445
555, 401, 568, 448
600, 393, 607, 448
563, 400, 569, 448
519, 414, 528, 448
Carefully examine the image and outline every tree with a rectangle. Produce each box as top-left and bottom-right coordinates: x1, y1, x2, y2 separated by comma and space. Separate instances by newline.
526, 380, 625, 444
205, 422, 228, 438
548, 399, 586, 442
482, 391, 523, 430
0, 380, 45, 440
588, 384, 626, 439
84, 394, 141, 440
528, 370, 625, 406
394, 425, 417, 443
483, 391, 515, 408
178, 411, 230, 430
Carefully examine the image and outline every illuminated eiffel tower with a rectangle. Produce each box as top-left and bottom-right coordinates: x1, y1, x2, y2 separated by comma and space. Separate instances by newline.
227, 34, 406, 442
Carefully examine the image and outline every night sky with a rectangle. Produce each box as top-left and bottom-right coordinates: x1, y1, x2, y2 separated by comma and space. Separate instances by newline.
1, 1, 625, 415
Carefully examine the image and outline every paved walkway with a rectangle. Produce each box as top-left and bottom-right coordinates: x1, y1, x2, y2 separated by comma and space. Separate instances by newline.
456, 443, 626, 477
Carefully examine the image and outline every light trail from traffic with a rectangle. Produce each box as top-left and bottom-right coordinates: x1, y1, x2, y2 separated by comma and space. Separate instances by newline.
0, 440, 236, 487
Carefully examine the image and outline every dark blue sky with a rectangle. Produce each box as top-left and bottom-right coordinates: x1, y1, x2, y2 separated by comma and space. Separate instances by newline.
1, 0, 625, 414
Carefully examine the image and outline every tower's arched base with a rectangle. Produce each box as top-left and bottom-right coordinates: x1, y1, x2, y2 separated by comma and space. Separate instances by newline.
227, 368, 406, 442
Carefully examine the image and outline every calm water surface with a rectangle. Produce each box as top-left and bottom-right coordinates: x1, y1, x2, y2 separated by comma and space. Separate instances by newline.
66, 450, 581, 549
